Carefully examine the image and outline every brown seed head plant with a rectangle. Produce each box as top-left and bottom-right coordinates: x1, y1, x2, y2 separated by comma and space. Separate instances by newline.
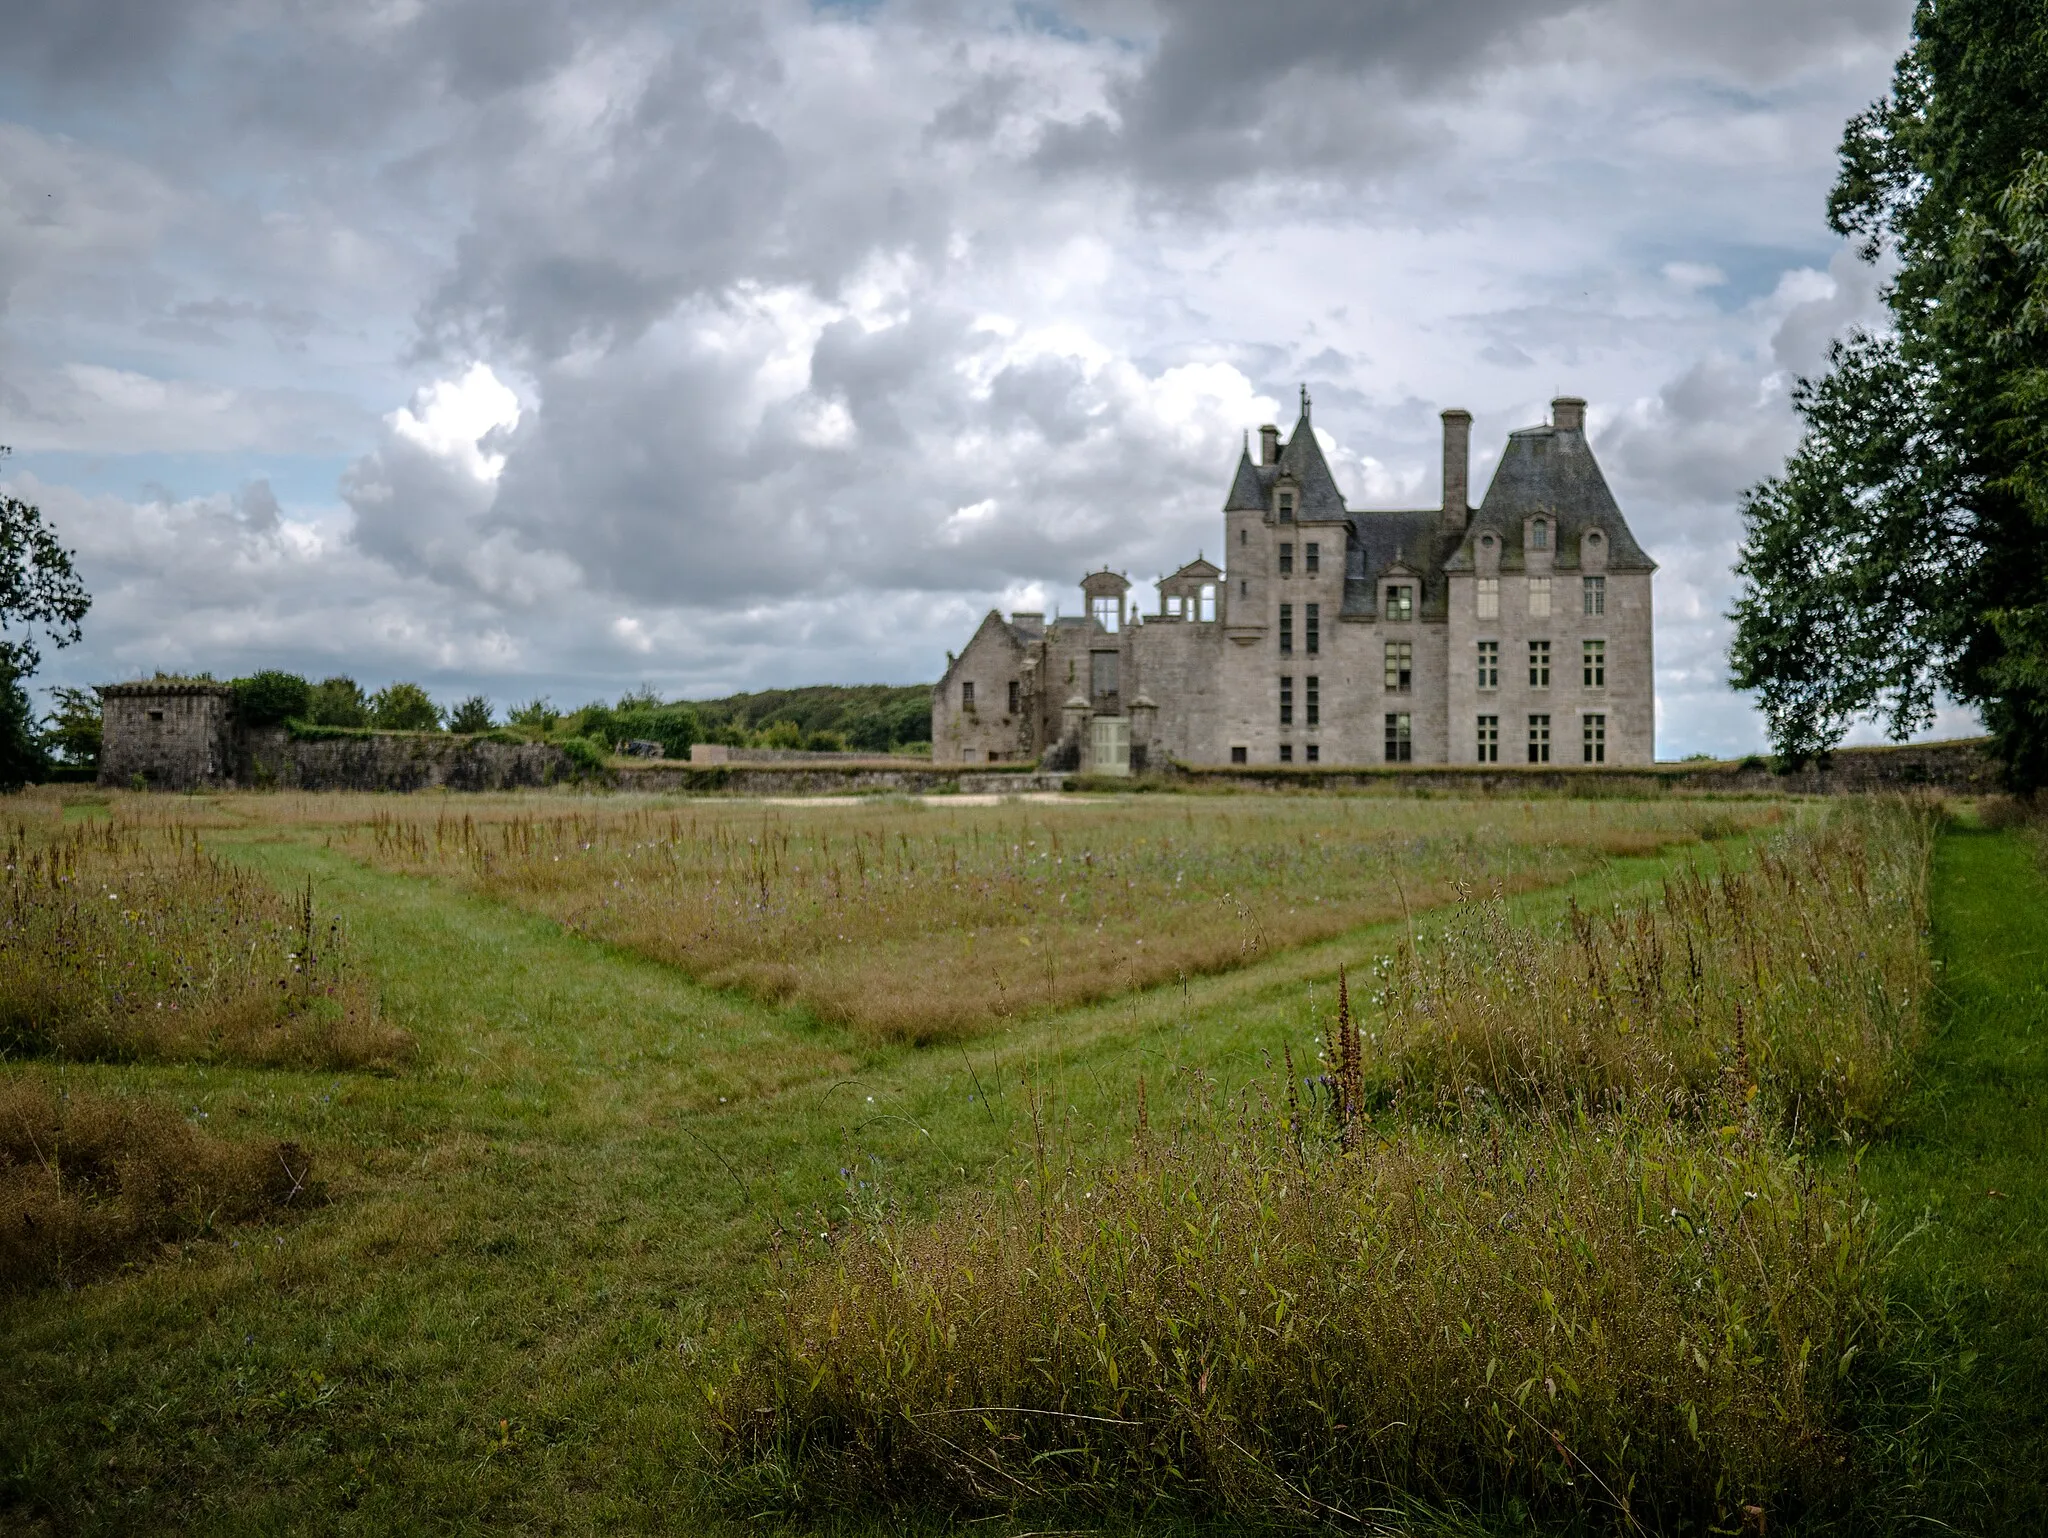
0, 810, 408, 1069
706, 1076, 1881, 1532
1377, 798, 1936, 1141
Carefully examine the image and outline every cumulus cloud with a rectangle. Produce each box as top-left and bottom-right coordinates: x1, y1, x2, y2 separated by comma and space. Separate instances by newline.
0, 0, 1953, 751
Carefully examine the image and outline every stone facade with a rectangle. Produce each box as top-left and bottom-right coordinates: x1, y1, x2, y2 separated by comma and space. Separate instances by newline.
97, 682, 237, 789
935, 395, 1657, 769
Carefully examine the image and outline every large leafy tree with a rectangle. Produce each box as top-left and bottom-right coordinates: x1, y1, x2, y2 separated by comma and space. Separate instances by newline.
1, 450, 92, 788
1730, 1, 2048, 786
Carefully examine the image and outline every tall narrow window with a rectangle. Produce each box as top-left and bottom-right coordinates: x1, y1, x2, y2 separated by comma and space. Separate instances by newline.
1528, 640, 1551, 688
1528, 577, 1552, 617
1385, 640, 1413, 692
961, 681, 975, 710
1583, 575, 1605, 616
1476, 577, 1499, 619
1279, 603, 1294, 655
1476, 715, 1499, 763
1305, 603, 1320, 654
1008, 680, 1020, 714
1386, 584, 1415, 621
1278, 493, 1294, 522
1384, 713, 1413, 763
1583, 639, 1606, 688
1477, 640, 1499, 690
1583, 713, 1606, 764
1166, 595, 1183, 618
1305, 542, 1320, 574
1305, 675, 1320, 727
1091, 595, 1120, 632
1279, 542, 1294, 576
1527, 714, 1551, 764
1531, 518, 1549, 551
1279, 676, 1294, 728
1199, 584, 1216, 621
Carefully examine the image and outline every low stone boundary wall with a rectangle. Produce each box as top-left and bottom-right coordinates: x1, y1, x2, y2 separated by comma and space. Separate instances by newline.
1162, 737, 2002, 797
612, 761, 1045, 795
240, 730, 571, 792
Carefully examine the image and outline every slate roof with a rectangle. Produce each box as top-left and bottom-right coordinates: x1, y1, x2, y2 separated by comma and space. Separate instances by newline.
1216, 401, 1652, 619
1444, 423, 1655, 574
1222, 401, 1348, 519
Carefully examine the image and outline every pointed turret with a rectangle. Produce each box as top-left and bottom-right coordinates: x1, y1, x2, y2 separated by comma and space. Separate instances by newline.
1274, 392, 1348, 519
1224, 444, 1267, 511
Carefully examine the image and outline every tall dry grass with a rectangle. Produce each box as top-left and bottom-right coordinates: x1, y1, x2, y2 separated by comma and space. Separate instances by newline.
0, 1078, 318, 1291
1374, 798, 1937, 1139
346, 797, 1784, 1041
0, 813, 409, 1069
708, 1085, 1880, 1532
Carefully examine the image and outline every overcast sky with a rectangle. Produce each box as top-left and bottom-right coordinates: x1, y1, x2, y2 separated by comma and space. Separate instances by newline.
0, 0, 1974, 754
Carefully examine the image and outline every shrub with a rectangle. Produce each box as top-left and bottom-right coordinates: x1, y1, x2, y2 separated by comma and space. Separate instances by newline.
448, 695, 495, 734
40, 685, 102, 768
369, 682, 441, 731
614, 704, 700, 759
709, 1089, 1881, 1530
753, 720, 804, 750
231, 670, 312, 727
305, 676, 369, 728
0, 648, 47, 790
556, 736, 611, 778
0, 1079, 318, 1291
508, 697, 559, 733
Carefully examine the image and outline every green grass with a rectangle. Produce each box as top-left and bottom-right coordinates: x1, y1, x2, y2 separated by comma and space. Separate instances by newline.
3, 802, 2043, 1534
1855, 824, 2048, 1530
0, 804, 1771, 1535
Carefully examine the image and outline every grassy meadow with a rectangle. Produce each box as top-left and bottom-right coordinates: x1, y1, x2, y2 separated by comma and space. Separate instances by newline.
339, 795, 1781, 1041
0, 785, 2036, 1535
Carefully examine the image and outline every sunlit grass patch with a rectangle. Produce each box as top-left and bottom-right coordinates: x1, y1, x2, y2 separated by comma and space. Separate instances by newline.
0, 812, 410, 1069
1375, 798, 1936, 1139
0, 1078, 319, 1292
343, 796, 1788, 1043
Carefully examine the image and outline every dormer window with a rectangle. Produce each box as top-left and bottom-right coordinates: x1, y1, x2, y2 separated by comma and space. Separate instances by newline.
1481, 534, 1496, 550
1278, 493, 1294, 523
1587, 530, 1602, 547
1531, 519, 1549, 551
1091, 595, 1120, 633
1385, 584, 1415, 622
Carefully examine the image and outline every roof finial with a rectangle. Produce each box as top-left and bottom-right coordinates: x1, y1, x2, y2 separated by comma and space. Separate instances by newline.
1243, 428, 1249, 454
1300, 382, 1310, 417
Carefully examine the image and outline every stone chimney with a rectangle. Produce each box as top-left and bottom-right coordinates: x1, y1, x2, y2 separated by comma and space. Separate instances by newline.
1010, 611, 1044, 637
1440, 408, 1472, 532
1259, 423, 1280, 465
1552, 396, 1586, 433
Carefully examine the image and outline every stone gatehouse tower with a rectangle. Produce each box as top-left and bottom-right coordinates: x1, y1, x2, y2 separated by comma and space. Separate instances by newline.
933, 395, 1656, 771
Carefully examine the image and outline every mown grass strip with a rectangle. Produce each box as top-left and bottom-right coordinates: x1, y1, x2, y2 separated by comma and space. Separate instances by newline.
1857, 825, 2048, 1531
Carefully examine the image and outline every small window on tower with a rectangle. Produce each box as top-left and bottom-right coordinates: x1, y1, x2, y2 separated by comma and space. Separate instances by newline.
1305, 542, 1320, 574
1279, 543, 1294, 576
1278, 493, 1294, 522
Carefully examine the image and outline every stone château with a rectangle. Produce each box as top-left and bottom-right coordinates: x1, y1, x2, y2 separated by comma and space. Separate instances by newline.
933, 395, 1655, 771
